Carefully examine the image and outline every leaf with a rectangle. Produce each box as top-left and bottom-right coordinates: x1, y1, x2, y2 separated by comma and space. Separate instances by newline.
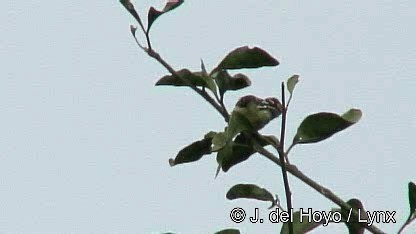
147, 0, 184, 32
212, 132, 228, 152
280, 211, 321, 234
226, 184, 276, 208
259, 135, 280, 147
168, 134, 213, 166
156, 69, 217, 94
214, 229, 240, 234
217, 140, 253, 173
215, 46, 279, 71
214, 70, 251, 98
216, 133, 272, 173
130, 25, 137, 36
201, 59, 208, 76
342, 199, 366, 234
120, 0, 144, 26
293, 109, 362, 144
287, 75, 299, 94
409, 182, 416, 215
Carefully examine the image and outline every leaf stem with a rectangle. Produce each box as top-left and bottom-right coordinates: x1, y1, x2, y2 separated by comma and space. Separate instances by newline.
278, 82, 293, 234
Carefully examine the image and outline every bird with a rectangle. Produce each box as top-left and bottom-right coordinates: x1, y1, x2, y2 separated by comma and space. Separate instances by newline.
233, 95, 283, 131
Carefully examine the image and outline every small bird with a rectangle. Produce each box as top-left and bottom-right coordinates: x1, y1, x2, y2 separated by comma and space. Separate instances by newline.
233, 95, 283, 131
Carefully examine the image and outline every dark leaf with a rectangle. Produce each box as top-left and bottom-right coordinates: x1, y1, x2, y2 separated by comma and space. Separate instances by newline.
130, 25, 137, 36
169, 134, 213, 166
156, 69, 217, 94
215, 46, 279, 71
217, 141, 253, 173
287, 75, 299, 95
147, 0, 184, 32
214, 70, 251, 97
260, 135, 280, 147
280, 211, 321, 234
293, 109, 362, 144
214, 229, 240, 234
120, 0, 144, 27
226, 184, 276, 208
342, 199, 366, 234
409, 182, 416, 215
217, 133, 271, 173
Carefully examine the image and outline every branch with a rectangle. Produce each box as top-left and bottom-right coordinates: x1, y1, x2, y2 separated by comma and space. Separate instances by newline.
130, 32, 230, 122
145, 49, 229, 122
255, 147, 386, 234
278, 82, 293, 234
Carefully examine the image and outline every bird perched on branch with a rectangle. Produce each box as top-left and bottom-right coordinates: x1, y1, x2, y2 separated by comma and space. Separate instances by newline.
233, 95, 283, 131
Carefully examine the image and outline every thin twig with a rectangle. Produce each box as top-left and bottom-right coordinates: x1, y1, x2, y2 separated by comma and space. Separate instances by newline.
278, 82, 293, 234
217, 94, 229, 117
132, 33, 145, 50
255, 147, 386, 234
398, 213, 416, 233
286, 142, 295, 156
145, 32, 152, 50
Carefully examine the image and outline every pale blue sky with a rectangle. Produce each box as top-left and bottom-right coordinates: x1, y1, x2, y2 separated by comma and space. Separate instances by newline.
1, 0, 415, 233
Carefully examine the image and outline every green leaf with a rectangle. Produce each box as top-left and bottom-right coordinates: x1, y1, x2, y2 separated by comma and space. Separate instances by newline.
215, 46, 279, 71
214, 70, 251, 98
147, 0, 184, 32
156, 69, 217, 94
169, 134, 213, 166
214, 229, 240, 234
287, 75, 299, 94
342, 199, 366, 234
259, 135, 280, 147
226, 184, 276, 208
280, 211, 321, 234
409, 182, 416, 215
212, 132, 228, 152
293, 109, 362, 144
201, 59, 208, 76
341, 109, 363, 122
